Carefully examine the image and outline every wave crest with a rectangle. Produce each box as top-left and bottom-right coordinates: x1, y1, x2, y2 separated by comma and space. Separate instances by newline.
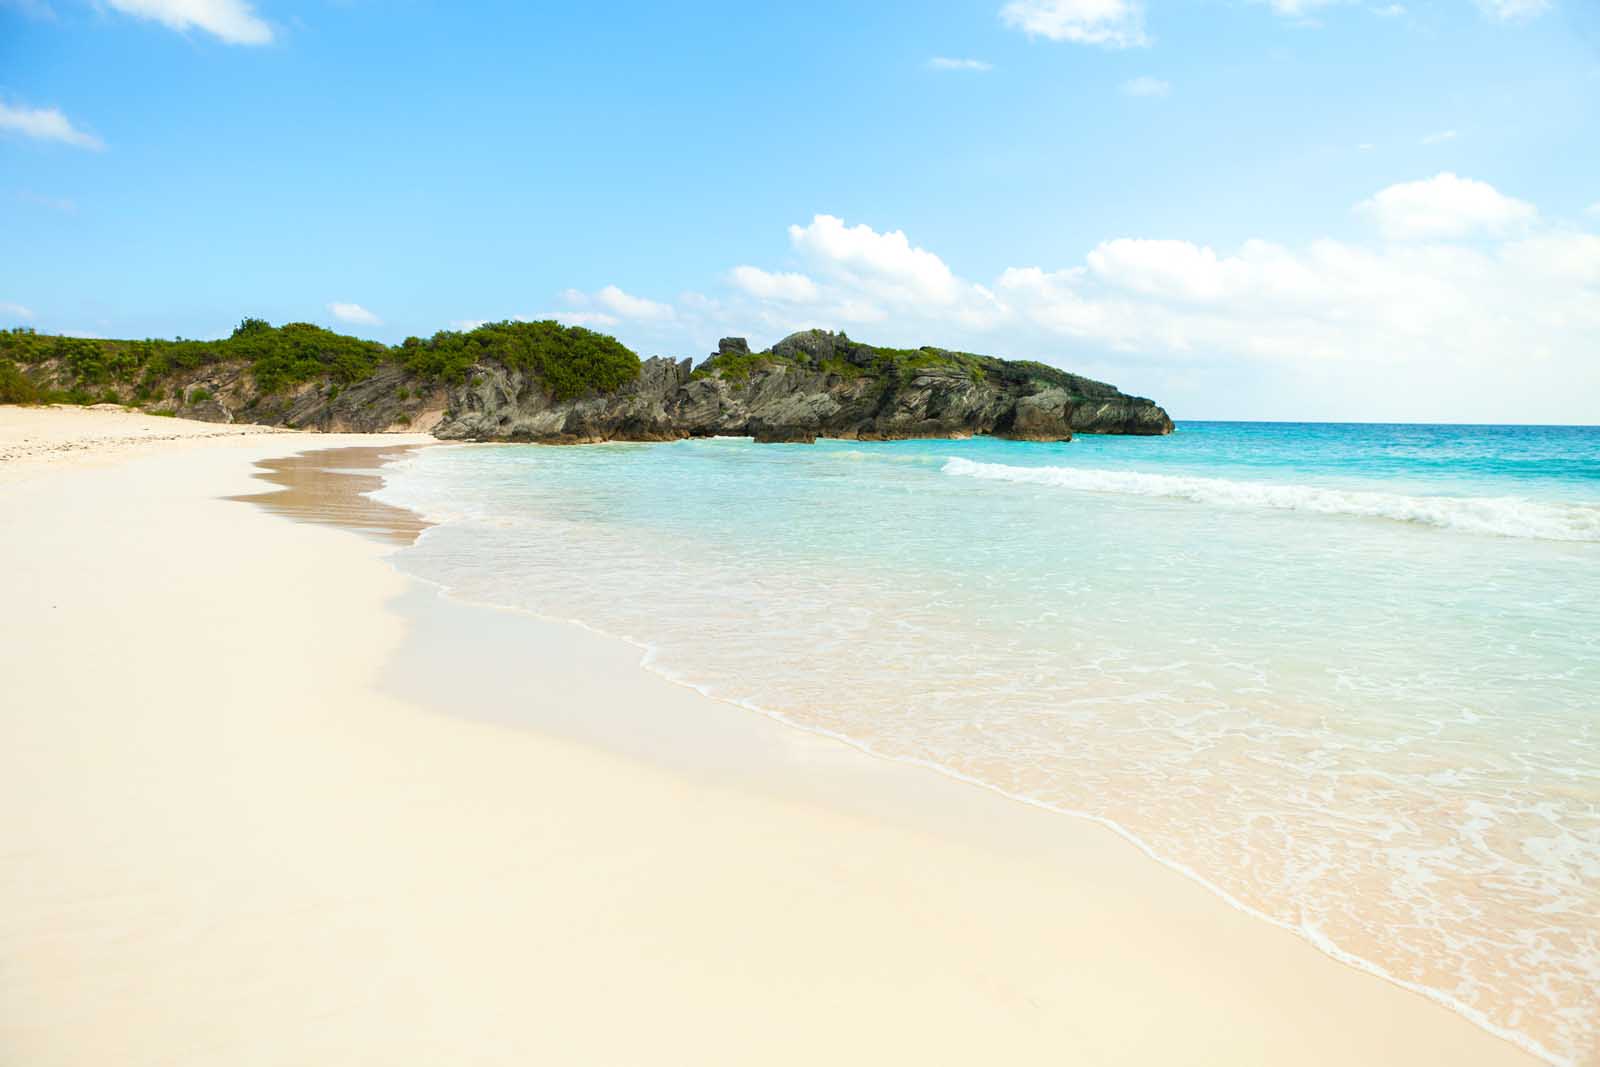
941, 458, 1600, 542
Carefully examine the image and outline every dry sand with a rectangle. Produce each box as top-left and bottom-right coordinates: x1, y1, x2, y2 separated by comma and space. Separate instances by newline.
0, 406, 1542, 1065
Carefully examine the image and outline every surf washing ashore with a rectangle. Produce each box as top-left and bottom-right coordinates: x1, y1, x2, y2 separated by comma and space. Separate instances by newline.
0, 405, 1571, 1066
373, 421, 1600, 1065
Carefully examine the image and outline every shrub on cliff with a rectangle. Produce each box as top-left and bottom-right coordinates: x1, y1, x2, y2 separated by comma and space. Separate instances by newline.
397, 320, 640, 399
0, 358, 41, 404
0, 321, 389, 398
220, 321, 388, 393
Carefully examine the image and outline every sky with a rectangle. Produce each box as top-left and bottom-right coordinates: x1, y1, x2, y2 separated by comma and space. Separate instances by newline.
2, 0, 1597, 422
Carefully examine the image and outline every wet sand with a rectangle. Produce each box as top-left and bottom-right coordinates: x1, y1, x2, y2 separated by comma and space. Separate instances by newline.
227, 443, 434, 545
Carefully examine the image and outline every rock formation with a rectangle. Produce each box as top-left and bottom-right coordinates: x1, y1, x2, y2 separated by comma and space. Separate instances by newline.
435, 330, 1172, 443
9, 326, 1173, 444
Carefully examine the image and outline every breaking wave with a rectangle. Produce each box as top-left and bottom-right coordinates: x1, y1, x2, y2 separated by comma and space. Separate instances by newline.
941, 457, 1600, 542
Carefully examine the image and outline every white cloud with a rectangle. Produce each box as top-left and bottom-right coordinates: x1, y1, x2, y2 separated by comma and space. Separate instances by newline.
1372, 4, 1406, 15
1356, 172, 1535, 240
701, 175, 1597, 421
592, 285, 674, 321
1358, 142, 1376, 151
0, 101, 103, 149
1121, 76, 1170, 97
105, 0, 273, 44
1085, 239, 1263, 302
1587, 202, 1600, 220
789, 214, 962, 305
1475, 0, 1548, 19
1261, 0, 1344, 16
1421, 129, 1458, 145
999, 0, 1147, 48
327, 301, 381, 326
729, 266, 821, 303
1499, 232, 1600, 286
992, 230, 1600, 402
1, 301, 35, 321
928, 57, 993, 71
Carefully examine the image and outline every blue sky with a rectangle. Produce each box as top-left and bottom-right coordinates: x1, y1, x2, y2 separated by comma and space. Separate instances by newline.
2, 0, 1597, 421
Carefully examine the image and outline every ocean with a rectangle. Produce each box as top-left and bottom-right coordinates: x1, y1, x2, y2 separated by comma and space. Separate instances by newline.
374, 422, 1600, 1064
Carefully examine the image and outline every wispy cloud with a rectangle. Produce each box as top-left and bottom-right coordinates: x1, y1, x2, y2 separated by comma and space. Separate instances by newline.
1421, 129, 1458, 145
1372, 3, 1406, 16
104, 0, 274, 45
1474, 0, 1548, 20
0, 301, 35, 321
1257, 0, 1343, 22
327, 301, 381, 326
1121, 76, 1170, 97
0, 101, 104, 150
1000, 0, 1148, 48
928, 56, 993, 72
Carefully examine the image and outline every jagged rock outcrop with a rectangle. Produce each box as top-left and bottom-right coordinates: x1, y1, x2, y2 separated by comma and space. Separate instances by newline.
15, 327, 1173, 444
434, 330, 1172, 443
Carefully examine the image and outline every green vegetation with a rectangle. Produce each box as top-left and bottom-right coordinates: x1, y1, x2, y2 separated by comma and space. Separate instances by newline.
0, 358, 41, 404
397, 319, 639, 399
0, 318, 642, 406
691, 346, 808, 385
0, 319, 387, 401
0, 319, 1131, 423
694, 333, 993, 389
862, 346, 992, 386
818, 357, 864, 380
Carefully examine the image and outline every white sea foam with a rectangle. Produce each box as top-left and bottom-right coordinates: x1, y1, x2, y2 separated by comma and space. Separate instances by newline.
942, 458, 1600, 542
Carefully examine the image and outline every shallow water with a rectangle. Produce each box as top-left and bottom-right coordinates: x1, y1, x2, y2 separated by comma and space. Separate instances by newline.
376, 423, 1600, 1064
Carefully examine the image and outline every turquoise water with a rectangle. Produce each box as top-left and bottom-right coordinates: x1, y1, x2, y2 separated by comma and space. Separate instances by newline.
376, 423, 1600, 1064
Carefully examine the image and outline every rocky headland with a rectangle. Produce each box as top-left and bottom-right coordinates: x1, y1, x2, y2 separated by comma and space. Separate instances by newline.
2, 320, 1172, 444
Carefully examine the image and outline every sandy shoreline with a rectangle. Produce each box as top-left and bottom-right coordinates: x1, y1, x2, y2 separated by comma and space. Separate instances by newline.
0, 407, 1543, 1065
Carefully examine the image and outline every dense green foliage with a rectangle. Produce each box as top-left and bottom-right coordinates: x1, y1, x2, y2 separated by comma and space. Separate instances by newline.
0, 320, 387, 400
0, 318, 642, 405
218, 318, 389, 393
696, 337, 994, 388
396, 320, 639, 399
0, 358, 41, 404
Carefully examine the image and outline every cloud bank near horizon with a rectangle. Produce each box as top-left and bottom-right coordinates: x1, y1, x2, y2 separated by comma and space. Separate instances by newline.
520, 173, 1596, 422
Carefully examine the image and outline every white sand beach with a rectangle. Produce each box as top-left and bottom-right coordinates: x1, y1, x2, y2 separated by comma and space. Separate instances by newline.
0, 407, 1541, 1066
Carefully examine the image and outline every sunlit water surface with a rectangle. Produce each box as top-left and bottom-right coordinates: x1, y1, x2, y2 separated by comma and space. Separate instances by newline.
376, 423, 1600, 1064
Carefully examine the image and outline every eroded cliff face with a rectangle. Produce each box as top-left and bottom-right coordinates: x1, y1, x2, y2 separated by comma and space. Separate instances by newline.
433, 332, 1173, 443
23, 329, 1173, 443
